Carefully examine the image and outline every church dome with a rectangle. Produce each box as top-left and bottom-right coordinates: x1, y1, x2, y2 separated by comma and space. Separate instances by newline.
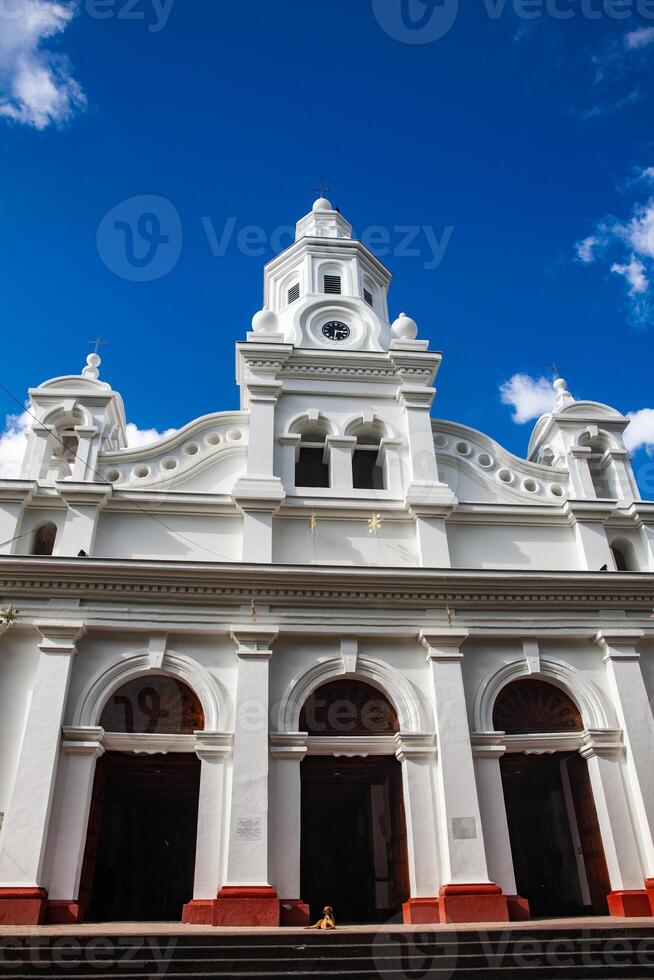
391, 312, 418, 341
312, 197, 333, 212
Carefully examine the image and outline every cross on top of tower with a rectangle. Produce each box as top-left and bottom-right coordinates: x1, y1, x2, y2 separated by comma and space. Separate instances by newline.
86, 334, 109, 355
313, 178, 331, 200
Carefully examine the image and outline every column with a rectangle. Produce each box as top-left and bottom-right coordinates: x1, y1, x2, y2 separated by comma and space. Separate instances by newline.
233, 347, 289, 562
0, 621, 84, 925
182, 732, 233, 925
212, 626, 278, 926
56, 485, 111, 556
269, 733, 309, 926
580, 730, 651, 917
325, 436, 355, 490
565, 502, 614, 570
421, 630, 509, 923
594, 631, 654, 895
394, 733, 441, 924
471, 734, 528, 921
43, 727, 104, 923
70, 427, 98, 482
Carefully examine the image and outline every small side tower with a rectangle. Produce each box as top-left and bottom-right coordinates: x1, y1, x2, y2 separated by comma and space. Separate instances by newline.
529, 378, 645, 571
21, 353, 127, 483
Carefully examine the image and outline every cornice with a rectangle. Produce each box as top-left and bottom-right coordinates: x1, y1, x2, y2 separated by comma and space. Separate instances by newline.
1, 558, 652, 611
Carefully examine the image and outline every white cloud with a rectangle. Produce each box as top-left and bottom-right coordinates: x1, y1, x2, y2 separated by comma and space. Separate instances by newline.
500, 374, 556, 425
576, 177, 654, 325
125, 423, 177, 448
611, 256, 648, 296
0, 0, 85, 130
576, 236, 598, 264
625, 409, 654, 455
0, 410, 30, 478
625, 26, 654, 51
0, 411, 177, 477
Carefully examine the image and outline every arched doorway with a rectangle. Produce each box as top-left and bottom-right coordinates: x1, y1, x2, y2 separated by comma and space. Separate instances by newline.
495, 679, 610, 917
79, 675, 204, 922
299, 679, 409, 923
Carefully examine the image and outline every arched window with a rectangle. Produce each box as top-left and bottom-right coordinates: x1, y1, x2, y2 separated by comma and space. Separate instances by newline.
300, 679, 399, 736
610, 538, 637, 572
32, 522, 57, 556
352, 425, 384, 490
99, 675, 205, 734
44, 419, 79, 481
493, 679, 583, 735
295, 425, 330, 489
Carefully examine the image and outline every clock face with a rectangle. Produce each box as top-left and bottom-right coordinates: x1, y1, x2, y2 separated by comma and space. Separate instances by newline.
322, 320, 351, 342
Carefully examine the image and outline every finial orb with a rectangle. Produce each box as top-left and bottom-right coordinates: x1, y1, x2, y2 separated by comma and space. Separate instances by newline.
554, 377, 568, 393
87, 353, 101, 368
391, 312, 418, 341
252, 307, 279, 335
313, 197, 333, 212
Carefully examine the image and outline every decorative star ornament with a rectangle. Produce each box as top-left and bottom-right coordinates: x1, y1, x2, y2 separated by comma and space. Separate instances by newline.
368, 513, 383, 534
309, 512, 318, 535
446, 605, 455, 628
0, 604, 19, 633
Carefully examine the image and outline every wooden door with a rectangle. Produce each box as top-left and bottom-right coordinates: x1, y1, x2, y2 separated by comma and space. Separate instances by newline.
567, 754, 611, 914
389, 761, 410, 909
77, 753, 107, 922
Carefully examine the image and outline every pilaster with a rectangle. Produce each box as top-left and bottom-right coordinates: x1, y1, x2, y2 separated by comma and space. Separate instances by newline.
212, 626, 279, 926
0, 621, 85, 925
43, 726, 104, 924
269, 732, 310, 926
594, 631, 654, 878
56, 484, 111, 556
420, 630, 509, 923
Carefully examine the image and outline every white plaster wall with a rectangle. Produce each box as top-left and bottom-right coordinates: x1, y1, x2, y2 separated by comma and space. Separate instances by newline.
93, 514, 242, 562
272, 517, 419, 566
449, 524, 580, 570
0, 629, 39, 822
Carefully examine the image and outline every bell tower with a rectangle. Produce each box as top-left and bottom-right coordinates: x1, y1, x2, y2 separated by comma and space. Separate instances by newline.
233, 194, 456, 566
250, 195, 392, 352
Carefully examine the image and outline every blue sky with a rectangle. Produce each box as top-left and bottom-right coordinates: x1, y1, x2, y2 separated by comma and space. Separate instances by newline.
1, 0, 654, 491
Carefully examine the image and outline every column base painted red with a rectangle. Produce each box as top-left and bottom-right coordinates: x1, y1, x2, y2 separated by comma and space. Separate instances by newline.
0, 888, 48, 925
438, 884, 509, 923
608, 889, 653, 917
402, 897, 440, 924
506, 895, 530, 921
212, 887, 280, 927
646, 878, 654, 915
45, 900, 82, 924
279, 900, 310, 927
182, 899, 215, 925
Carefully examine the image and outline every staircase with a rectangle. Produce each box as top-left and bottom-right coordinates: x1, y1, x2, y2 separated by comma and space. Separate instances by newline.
2, 926, 654, 978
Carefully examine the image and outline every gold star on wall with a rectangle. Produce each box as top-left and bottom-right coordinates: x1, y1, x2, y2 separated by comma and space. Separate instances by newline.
368, 513, 383, 534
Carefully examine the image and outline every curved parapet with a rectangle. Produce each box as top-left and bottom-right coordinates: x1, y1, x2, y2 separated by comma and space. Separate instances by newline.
432, 419, 570, 504
98, 411, 249, 491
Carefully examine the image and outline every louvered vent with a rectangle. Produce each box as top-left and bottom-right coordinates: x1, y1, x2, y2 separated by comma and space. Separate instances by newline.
324, 275, 342, 294
287, 283, 300, 304
364, 288, 373, 307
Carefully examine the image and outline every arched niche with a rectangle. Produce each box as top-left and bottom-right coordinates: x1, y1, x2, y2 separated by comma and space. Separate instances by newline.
493, 678, 583, 735
299, 678, 399, 736
99, 674, 205, 735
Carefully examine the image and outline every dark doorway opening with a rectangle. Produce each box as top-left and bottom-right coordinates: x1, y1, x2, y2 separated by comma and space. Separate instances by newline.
301, 756, 409, 924
80, 752, 200, 922
501, 753, 610, 918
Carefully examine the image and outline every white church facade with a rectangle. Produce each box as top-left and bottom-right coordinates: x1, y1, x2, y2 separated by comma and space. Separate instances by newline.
1, 196, 654, 927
